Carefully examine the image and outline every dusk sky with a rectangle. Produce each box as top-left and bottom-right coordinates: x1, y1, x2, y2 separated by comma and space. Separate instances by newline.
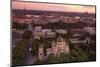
12, 1, 95, 13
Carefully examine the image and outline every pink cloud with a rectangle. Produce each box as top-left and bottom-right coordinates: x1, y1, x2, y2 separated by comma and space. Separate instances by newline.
12, 1, 95, 13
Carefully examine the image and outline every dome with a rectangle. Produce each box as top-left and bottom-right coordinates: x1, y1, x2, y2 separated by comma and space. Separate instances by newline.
57, 36, 64, 42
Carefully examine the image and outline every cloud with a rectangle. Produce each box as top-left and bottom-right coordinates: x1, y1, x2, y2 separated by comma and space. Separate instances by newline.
12, 1, 95, 13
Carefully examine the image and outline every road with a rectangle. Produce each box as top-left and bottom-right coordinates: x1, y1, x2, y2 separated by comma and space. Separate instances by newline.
22, 39, 38, 65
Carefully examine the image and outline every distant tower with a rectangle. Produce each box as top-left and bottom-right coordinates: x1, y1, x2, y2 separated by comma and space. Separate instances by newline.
64, 41, 70, 54
28, 23, 32, 31
86, 37, 90, 44
23, 7, 26, 18
38, 45, 44, 61
20, 30, 23, 34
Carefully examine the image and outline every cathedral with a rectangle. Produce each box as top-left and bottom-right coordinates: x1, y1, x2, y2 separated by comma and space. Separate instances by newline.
38, 36, 70, 60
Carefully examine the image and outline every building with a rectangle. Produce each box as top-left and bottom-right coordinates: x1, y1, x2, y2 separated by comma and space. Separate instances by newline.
84, 27, 95, 35
28, 23, 33, 31
55, 29, 67, 34
34, 31, 45, 39
38, 36, 70, 60
33, 27, 56, 39
33, 26, 45, 39
45, 32, 56, 38
54, 36, 70, 56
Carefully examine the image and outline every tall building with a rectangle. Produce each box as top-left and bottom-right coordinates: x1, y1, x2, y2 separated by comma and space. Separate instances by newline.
28, 23, 33, 31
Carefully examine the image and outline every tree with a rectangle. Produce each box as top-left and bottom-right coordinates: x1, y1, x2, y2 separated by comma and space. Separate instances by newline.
35, 59, 44, 64
12, 22, 28, 30
59, 53, 73, 63
22, 30, 32, 39
12, 39, 29, 65
31, 39, 39, 56
70, 44, 89, 62
47, 54, 58, 64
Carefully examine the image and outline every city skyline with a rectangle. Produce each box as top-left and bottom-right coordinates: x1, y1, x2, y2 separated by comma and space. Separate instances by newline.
12, 1, 96, 66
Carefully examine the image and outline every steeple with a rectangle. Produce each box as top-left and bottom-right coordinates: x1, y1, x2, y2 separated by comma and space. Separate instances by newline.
28, 23, 32, 31
23, 7, 26, 18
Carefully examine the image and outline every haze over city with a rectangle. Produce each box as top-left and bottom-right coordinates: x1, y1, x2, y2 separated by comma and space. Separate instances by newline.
12, 1, 95, 13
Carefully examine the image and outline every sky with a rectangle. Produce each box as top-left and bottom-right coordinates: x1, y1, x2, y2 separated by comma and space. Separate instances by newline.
12, 1, 95, 13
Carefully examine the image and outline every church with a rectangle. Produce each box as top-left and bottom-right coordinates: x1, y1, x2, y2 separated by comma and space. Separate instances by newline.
38, 36, 70, 60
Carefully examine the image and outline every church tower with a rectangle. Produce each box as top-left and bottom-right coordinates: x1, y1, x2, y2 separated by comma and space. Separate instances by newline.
28, 23, 32, 31
64, 41, 70, 54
